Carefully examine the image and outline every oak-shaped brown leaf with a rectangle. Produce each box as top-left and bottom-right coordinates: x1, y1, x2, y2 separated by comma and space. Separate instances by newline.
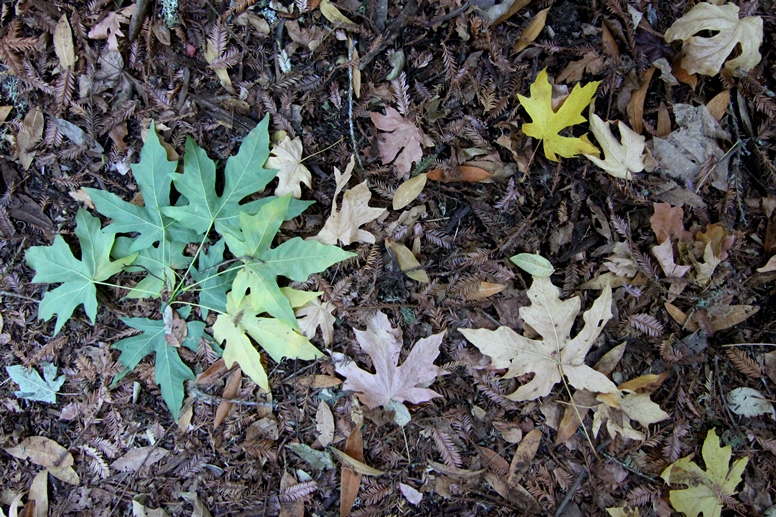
370, 108, 425, 177
332, 311, 444, 411
461, 276, 618, 401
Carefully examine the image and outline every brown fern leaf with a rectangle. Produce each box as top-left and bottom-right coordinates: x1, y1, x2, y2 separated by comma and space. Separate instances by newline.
54, 68, 76, 114
429, 427, 462, 467
725, 348, 762, 379
0, 20, 39, 74
628, 313, 664, 337
390, 71, 411, 116
279, 480, 317, 502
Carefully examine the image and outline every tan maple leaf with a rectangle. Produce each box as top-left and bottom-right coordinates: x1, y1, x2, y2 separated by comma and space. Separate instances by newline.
593, 390, 669, 441
332, 311, 445, 412
664, 1, 763, 77
461, 276, 618, 401
584, 114, 646, 180
266, 135, 312, 199
88, 9, 130, 52
311, 157, 386, 246
295, 297, 336, 346
370, 107, 426, 177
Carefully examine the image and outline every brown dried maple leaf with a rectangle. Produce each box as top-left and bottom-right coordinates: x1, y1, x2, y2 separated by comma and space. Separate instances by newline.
370, 108, 426, 177
332, 311, 444, 412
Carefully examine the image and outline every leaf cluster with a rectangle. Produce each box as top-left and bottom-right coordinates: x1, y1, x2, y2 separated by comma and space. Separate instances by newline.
25, 116, 354, 417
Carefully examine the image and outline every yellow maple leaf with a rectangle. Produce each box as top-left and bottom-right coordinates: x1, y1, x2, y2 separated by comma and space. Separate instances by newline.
661, 428, 748, 517
517, 68, 600, 161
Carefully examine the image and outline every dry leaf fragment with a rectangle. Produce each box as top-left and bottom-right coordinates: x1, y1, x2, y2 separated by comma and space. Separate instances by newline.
29, 470, 48, 517
585, 114, 646, 180
110, 446, 169, 473
557, 51, 604, 84
266, 136, 312, 199
593, 390, 669, 441
517, 69, 600, 161
370, 107, 426, 177
332, 311, 444, 417
214, 367, 241, 429
4, 436, 79, 485
385, 240, 429, 283
399, 483, 423, 505
515, 8, 549, 52
339, 428, 363, 517
313, 181, 385, 246
180, 492, 213, 517
88, 9, 130, 52
54, 15, 76, 69
16, 107, 44, 171
461, 272, 618, 401
132, 494, 170, 517
319, 0, 356, 25
316, 400, 335, 447
393, 173, 427, 210
726, 387, 775, 419
664, 2, 763, 77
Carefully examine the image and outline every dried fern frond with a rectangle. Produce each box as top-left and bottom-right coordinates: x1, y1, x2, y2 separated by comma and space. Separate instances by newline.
628, 313, 664, 337
390, 71, 411, 116
725, 348, 762, 379
429, 427, 462, 467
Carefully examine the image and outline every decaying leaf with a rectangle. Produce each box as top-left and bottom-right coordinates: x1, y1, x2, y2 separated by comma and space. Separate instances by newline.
332, 311, 444, 422
88, 8, 130, 52
461, 259, 618, 401
295, 296, 336, 346
386, 240, 429, 283
664, 2, 763, 76
370, 107, 426, 177
726, 387, 775, 419
4, 436, 80, 485
266, 135, 312, 199
517, 68, 600, 161
661, 428, 748, 517
593, 389, 670, 441
584, 114, 646, 180
311, 157, 386, 246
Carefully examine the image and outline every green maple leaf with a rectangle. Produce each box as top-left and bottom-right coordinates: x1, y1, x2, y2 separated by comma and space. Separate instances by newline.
222, 195, 356, 328
190, 238, 235, 319
6, 362, 66, 403
25, 209, 137, 334
84, 122, 198, 253
517, 68, 600, 161
113, 236, 189, 299
661, 428, 748, 517
111, 315, 208, 419
213, 292, 323, 391
162, 115, 312, 235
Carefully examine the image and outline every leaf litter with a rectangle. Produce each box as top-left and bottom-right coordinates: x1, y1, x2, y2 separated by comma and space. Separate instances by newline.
1, 0, 774, 515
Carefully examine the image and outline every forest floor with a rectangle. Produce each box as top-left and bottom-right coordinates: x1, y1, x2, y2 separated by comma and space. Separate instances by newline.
1, 0, 776, 515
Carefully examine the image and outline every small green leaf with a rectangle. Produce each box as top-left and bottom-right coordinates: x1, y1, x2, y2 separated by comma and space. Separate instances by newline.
6, 362, 65, 403
510, 253, 555, 277
112, 316, 196, 419
25, 209, 137, 334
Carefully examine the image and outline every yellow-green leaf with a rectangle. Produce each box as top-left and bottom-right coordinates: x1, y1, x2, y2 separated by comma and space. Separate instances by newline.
517, 68, 600, 161
661, 428, 748, 517
393, 173, 427, 210
213, 292, 323, 391
386, 241, 428, 282
319, 0, 355, 25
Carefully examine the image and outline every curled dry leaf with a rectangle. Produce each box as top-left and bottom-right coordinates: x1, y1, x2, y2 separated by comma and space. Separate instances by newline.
664, 1, 763, 76
584, 114, 646, 180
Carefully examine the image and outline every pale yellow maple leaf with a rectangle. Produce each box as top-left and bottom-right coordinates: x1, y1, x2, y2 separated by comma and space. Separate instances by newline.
584, 114, 645, 180
370, 107, 426, 177
517, 68, 600, 161
213, 292, 322, 391
295, 297, 336, 346
460, 275, 618, 401
266, 135, 312, 199
661, 428, 748, 517
664, 2, 763, 77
